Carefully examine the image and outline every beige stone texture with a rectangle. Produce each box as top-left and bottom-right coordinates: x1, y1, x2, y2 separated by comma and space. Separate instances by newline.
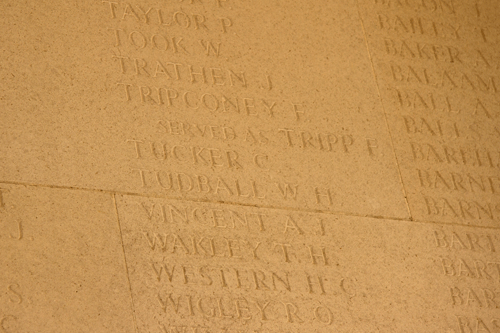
0, 0, 499, 331
0, 184, 135, 332
0, 0, 409, 218
116, 195, 500, 332
358, 0, 500, 226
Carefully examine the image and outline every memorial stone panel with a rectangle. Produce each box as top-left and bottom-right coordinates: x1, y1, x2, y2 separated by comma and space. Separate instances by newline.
0, 184, 135, 332
116, 194, 500, 333
0, 0, 499, 331
358, 0, 500, 226
0, 0, 409, 218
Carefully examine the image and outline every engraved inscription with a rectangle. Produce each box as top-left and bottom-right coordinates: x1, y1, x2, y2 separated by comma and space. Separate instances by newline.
430, 228, 500, 330
0, 315, 18, 333
359, 0, 500, 226
7, 284, 22, 305
117, 196, 369, 331
99, 0, 408, 218
456, 316, 500, 333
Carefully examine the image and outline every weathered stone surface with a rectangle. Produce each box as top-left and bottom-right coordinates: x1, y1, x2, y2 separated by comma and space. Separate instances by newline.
358, 0, 500, 227
0, 185, 135, 332
116, 195, 500, 333
0, 0, 498, 331
0, 0, 409, 218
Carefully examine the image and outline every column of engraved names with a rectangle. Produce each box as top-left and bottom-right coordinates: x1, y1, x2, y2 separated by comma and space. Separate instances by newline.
358, 0, 500, 226
102, 0, 409, 216
102, 0, 314, 205
115, 195, 380, 333
432, 227, 500, 332
373, 222, 500, 332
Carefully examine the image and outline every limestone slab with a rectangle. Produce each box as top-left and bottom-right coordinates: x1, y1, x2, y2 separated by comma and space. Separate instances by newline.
0, 184, 135, 332
116, 194, 500, 333
1, 0, 500, 331
0, 0, 408, 218
358, 0, 500, 227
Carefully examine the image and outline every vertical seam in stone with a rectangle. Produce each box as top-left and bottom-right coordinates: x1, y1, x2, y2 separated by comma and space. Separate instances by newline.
355, 0, 413, 220
112, 192, 140, 333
